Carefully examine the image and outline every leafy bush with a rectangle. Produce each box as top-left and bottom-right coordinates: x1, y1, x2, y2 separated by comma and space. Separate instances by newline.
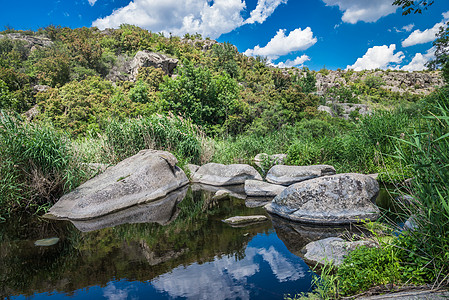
160, 61, 240, 133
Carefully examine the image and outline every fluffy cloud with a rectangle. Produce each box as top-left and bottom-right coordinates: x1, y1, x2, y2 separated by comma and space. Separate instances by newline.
402, 23, 415, 32
402, 11, 449, 47
92, 0, 246, 39
244, 0, 287, 24
401, 47, 435, 71
402, 22, 444, 47
347, 44, 404, 71
88, 0, 97, 6
243, 27, 316, 59
322, 0, 397, 24
271, 55, 310, 68
92, 0, 286, 39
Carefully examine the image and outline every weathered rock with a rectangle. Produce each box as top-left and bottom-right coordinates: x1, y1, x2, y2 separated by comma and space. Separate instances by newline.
191, 183, 247, 200
367, 173, 379, 180
254, 153, 287, 169
266, 165, 336, 186
44, 149, 189, 220
191, 163, 262, 186
265, 173, 380, 224
32, 85, 50, 93
318, 105, 334, 116
245, 197, 273, 208
186, 164, 200, 178
0, 33, 53, 49
223, 215, 268, 226
303, 237, 376, 266
69, 186, 188, 232
24, 104, 40, 121
403, 215, 418, 231
130, 51, 178, 80
244, 180, 286, 197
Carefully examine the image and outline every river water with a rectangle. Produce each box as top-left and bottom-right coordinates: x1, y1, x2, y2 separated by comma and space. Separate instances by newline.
1, 185, 390, 300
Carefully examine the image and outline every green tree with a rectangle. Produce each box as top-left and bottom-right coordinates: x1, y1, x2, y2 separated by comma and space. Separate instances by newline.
393, 0, 434, 15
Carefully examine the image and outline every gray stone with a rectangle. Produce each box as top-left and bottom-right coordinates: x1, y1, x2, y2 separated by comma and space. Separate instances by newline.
69, 186, 187, 232
223, 215, 268, 226
245, 197, 273, 208
0, 33, 53, 49
357, 290, 449, 299
254, 153, 287, 169
191, 163, 262, 186
266, 164, 336, 186
265, 173, 380, 224
186, 164, 200, 178
244, 179, 286, 197
303, 237, 376, 266
191, 183, 246, 200
44, 149, 189, 220
318, 105, 334, 116
404, 215, 418, 231
130, 51, 178, 80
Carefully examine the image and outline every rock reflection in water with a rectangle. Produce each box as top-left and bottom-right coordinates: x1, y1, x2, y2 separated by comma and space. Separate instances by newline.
191, 183, 247, 200
70, 186, 188, 232
272, 215, 366, 257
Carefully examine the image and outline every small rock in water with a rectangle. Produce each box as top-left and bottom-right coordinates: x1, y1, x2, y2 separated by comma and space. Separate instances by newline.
223, 215, 268, 226
34, 237, 59, 247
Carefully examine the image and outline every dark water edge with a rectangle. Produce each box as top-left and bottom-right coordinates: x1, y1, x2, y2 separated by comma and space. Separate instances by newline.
0, 185, 397, 300
1, 187, 315, 300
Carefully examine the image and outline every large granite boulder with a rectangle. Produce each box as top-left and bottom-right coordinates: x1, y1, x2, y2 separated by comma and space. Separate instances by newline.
265, 173, 380, 224
44, 150, 189, 220
130, 51, 178, 80
266, 165, 336, 186
244, 180, 286, 197
191, 163, 262, 186
69, 186, 188, 232
303, 237, 376, 266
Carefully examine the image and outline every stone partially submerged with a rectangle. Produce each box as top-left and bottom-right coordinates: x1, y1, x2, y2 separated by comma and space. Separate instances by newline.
265, 173, 380, 224
303, 237, 376, 266
191, 163, 262, 186
223, 215, 268, 226
44, 150, 189, 220
266, 165, 336, 186
244, 180, 286, 197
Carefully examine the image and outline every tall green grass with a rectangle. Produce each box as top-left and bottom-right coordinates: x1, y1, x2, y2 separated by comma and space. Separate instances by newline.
0, 111, 87, 219
102, 114, 203, 165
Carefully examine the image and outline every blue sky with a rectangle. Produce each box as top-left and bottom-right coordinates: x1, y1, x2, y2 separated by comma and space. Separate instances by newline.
1, 0, 447, 71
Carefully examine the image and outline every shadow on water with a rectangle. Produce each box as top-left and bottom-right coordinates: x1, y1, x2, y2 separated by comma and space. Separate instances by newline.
1, 186, 318, 300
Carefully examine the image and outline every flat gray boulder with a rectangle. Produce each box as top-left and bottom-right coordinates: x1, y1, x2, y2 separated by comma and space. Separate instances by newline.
303, 237, 376, 266
191, 163, 262, 186
44, 149, 189, 220
265, 173, 380, 224
223, 215, 268, 226
266, 165, 336, 186
130, 51, 178, 80
244, 180, 286, 197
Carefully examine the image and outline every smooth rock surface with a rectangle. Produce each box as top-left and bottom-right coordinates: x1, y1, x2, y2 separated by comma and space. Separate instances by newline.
191, 183, 247, 200
266, 165, 336, 186
303, 237, 376, 266
254, 153, 287, 169
186, 164, 200, 179
244, 180, 286, 197
34, 237, 60, 247
265, 173, 380, 224
223, 215, 268, 226
212, 190, 231, 200
70, 186, 188, 232
191, 163, 262, 186
44, 149, 189, 220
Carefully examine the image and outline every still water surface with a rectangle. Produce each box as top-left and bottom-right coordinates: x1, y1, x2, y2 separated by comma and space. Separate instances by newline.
2, 185, 329, 300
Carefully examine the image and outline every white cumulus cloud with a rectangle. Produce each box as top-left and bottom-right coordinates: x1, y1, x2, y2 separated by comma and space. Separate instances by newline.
401, 47, 435, 71
322, 0, 397, 24
402, 11, 449, 47
347, 44, 404, 71
92, 0, 246, 39
88, 0, 97, 6
92, 0, 286, 39
243, 27, 316, 59
402, 22, 444, 47
244, 0, 287, 24
271, 55, 310, 68
402, 23, 415, 32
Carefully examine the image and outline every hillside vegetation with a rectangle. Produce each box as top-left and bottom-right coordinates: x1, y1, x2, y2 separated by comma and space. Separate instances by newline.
1, 25, 449, 298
